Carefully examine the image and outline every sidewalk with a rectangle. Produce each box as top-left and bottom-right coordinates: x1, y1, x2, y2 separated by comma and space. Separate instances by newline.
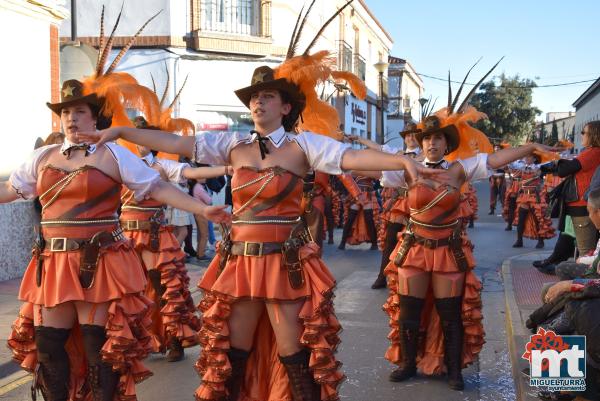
0, 261, 208, 396
502, 251, 576, 401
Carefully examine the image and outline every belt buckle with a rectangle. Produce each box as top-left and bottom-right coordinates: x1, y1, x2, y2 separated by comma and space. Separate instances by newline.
127, 220, 139, 230
243, 241, 263, 257
50, 237, 68, 252
424, 238, 437, 249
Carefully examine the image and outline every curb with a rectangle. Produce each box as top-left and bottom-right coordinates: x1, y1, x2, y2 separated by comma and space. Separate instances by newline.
502, 257, 529, 401
501, 251, 551, 401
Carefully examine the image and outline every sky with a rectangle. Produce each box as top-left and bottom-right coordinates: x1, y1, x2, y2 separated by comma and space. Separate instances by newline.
365, 0, 600, 121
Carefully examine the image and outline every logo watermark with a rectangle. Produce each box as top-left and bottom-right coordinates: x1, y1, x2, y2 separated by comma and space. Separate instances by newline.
522, 327, 586, 392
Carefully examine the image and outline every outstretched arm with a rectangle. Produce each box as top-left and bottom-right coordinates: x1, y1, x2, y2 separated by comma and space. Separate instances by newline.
183, 166, 232, 180
0, 182, 19, 203
78, 127, 196, 159
348, 135, 382, 151
341, 149, 443, 182
149, 181, 230, 223
488, 143, 560, 169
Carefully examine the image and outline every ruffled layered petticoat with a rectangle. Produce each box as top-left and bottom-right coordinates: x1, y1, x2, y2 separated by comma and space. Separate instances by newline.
194, 242, 344, 401
502, 180, 520, 222
8, 241, 156, 401
343, 193, 381, 246
513, 191, 556, 240
125, 225, 201, 347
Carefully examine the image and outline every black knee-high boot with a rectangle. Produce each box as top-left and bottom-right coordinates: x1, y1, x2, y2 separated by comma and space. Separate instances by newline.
338, 209, 358, 250
363, 209, 378, 250
34, 326, 71, 401
435, 296, 464, 390
81, 325, 119, 401
513, 208, 528, 248
279, 349, 320, 401
505, 196, 516, 230
372, 222, 403, 289
225, 347, 250, 401
389, 295, 425, 382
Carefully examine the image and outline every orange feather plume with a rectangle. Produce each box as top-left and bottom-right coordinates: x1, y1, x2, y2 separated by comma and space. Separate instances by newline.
274, 50, 366, 139
419, 106, 493, 161
82, 72, 162, 155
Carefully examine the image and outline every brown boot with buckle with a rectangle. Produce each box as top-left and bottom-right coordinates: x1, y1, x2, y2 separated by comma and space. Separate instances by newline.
166, 337, 185, 362
279, 349, 320, 401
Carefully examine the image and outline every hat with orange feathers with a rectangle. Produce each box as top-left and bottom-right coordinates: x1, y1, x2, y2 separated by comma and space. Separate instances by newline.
47, 6, 161, 133
415, 59, 503, 161
234, 0, 365, 139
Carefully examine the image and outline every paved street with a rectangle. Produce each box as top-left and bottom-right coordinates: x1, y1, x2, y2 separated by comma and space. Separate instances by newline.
0, 182, 556, 401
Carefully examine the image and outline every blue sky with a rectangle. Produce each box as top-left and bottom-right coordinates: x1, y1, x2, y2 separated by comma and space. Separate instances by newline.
365, 0, 600, 120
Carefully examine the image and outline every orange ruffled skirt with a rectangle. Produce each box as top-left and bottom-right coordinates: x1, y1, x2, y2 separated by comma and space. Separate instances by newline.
8, 241, 156, 401
513, 191, 556, 240
125, 226, 201, 347
382, 236, 485, 375
344, 193, 380, 247
194, 242, 344, 401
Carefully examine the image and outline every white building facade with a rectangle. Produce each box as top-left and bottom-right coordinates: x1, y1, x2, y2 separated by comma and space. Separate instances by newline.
386, 56, 425, 149
572, 78, 600, 151
0, 0, 68, 280
59, 0, 392, 140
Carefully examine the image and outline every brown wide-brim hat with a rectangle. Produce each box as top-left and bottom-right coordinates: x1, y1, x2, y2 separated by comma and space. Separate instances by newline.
400, 121, 421, 138
415, 115, 460, 153
47, 79, 100, 115
235, 66, 305, 111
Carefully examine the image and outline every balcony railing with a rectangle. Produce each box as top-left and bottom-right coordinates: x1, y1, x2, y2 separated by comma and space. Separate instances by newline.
337, 40, 353, 72
199, 0, 260, 36
353, 53, 366, 81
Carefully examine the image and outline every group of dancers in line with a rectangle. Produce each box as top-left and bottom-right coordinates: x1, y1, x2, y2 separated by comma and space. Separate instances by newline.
1, 3, 577, 401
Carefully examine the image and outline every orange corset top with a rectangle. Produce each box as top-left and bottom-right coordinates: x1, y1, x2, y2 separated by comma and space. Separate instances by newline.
520, 170, 540, 188
407, 183, 461, 239
231, 167, 303, 243
120, 187, 164, 222
38, 166, 121, 238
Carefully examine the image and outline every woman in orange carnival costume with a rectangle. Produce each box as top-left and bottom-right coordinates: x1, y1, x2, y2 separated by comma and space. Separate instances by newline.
502, 161, 523, 231
120, 113, 231, 362
79, 4, 445, 400
380, 61, 562, 391
351, 124, 423, 288
337, 173, 380, 250
510, 154, 556, 249
4, 11, 229, 401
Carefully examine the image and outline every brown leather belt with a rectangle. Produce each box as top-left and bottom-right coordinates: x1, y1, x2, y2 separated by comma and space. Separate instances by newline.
230, 241, 283, 257
44, 230, 125, 252
412, 234, 450, 249
121, 219, 153, 231
520, 188, 538, 195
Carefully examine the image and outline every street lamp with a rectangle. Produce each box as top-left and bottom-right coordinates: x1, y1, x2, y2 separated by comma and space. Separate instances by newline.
374, 60, 389, 144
